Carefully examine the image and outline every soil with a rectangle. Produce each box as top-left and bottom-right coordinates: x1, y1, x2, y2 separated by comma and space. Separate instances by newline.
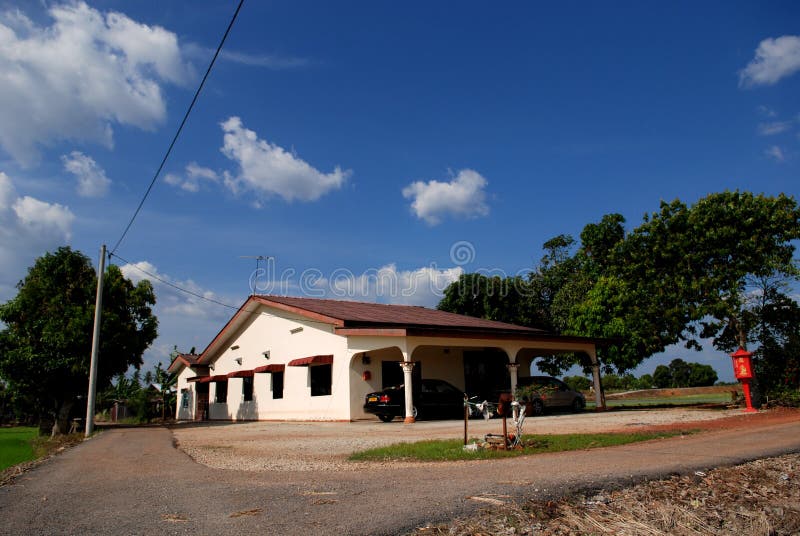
420, 452, 800, 535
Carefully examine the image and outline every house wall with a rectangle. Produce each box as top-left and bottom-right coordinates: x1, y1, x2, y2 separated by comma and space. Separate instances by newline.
175, 368, 196, 420
197, 304, 349, 421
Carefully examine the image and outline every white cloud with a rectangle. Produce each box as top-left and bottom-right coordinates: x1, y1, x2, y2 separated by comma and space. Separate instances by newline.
402, 169, 490, 225
119, 260, 236, 320
757, 121, 793, 136
220, 116, 350, 203
757, 105, 777, 118
764, 145, 785, 162
61, 151, 111, 197
311, 263, 464, 307
0, 172, 74, 300
182, 42, 309, 70
165, 162, 219, 193
117, 259, 245, 370
739, 35, 800, 87
0, 2, 191, 165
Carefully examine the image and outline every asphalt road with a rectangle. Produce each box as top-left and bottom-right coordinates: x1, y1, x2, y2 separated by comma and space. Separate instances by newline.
1, 420, 799, 535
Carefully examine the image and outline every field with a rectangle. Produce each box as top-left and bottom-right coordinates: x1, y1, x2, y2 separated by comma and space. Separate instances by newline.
0, 427, 37, 471
586, 385, 739, 409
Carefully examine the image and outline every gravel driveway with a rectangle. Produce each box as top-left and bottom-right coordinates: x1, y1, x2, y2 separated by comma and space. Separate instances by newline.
172, 407, 744, 472
1, 408, 798, 535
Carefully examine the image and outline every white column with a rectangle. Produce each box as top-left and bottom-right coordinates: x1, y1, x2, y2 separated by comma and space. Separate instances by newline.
400, 361, 416, 424
507, 363, 520, 397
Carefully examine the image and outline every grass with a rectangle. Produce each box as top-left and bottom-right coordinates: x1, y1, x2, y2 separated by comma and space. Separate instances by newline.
349, 430, 690, 462
0, 427, 38, 471
586, 392, 732, 409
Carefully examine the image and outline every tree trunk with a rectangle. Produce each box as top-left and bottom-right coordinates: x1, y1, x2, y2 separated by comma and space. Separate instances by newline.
50, 400, 74, 437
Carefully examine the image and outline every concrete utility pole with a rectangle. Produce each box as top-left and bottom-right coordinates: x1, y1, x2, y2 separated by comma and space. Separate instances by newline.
85, 244, 106, 437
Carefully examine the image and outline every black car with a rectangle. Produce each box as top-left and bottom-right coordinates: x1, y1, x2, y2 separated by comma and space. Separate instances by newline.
364, 379, 464, 422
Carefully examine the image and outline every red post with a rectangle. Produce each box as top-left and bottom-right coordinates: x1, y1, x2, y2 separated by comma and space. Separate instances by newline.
731, 347, 757, 413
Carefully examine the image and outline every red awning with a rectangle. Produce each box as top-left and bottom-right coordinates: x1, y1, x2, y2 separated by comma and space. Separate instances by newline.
204, 375, 228, 382
287, 354, 333, 367
186, 376, 207, 383
227, 370, 254, 378
254, 364, 285, 373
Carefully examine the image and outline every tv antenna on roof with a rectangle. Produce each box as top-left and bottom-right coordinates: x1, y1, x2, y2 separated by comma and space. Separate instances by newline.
240, 255, 274, 295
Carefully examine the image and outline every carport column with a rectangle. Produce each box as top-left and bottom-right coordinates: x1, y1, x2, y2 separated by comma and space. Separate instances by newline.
400, 361, 416, 424
507, 363, 520, 397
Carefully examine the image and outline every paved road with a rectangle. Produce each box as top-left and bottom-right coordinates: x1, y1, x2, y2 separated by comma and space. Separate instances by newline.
1, 420, 799, 535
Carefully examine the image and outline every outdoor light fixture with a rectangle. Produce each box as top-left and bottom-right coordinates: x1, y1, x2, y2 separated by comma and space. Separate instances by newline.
231, 345, 240, 350
235, 357, 242, 365
262, 350, 270, 360
290, 327, 303, 334
362, 354, 371, 365
209, 363, 215, 371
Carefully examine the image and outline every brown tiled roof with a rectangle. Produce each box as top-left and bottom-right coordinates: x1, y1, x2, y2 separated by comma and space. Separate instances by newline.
167, 353, 201, 373
256, 295, 543, 333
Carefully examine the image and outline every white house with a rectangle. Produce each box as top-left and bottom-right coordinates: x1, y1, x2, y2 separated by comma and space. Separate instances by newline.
169, 295, 606, 423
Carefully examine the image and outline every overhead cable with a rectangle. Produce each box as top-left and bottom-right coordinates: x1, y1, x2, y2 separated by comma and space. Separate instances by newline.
110, 0, 245, 255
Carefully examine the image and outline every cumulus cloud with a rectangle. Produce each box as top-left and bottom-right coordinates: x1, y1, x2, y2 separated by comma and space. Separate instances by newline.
61, 151, 111, 197
0, 172, 74, 299
165, 162, 219, 193
757, 121, 793, 136
119, 260, 236, 319
220, 116, 350, 203
402, 169, 490, 225
118, 259, 245, 369
309, 264, 464, 307
0, 2, 191, 164
739, 35, 800, 87
765, 145, 785, 162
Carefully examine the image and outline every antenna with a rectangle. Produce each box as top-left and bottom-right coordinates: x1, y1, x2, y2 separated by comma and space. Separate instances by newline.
240, 255, 274, 295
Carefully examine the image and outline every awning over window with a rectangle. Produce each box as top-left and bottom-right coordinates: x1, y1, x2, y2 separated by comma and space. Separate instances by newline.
227, 370, 254, 378
186, 376, 206, 383
197, 375, 228, 383
287, 354, 333, 367
254, 364, 285, 373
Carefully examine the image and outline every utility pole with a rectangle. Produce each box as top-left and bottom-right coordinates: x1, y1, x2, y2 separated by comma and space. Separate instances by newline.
85, 244, 106, 437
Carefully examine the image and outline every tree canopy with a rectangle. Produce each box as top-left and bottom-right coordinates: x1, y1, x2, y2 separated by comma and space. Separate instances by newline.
0, 247, 158, 434
438, 191, 800, 393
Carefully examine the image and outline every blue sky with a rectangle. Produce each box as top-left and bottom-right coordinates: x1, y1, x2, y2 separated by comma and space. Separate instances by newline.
0, 1, 798, 381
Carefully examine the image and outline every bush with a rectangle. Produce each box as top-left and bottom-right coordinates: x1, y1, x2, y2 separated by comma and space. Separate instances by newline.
563, 375, 591, 392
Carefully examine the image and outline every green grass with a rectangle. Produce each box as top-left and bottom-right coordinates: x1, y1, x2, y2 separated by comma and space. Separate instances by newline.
349, 430, 690, 462
586, 393, 732, 409
0, 427, 38, 471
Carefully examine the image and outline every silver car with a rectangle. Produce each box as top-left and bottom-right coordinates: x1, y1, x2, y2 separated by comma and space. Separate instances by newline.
515, 376, 586, 416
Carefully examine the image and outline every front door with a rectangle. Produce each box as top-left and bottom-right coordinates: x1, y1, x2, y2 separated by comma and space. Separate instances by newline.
463, 350, 510, 402
195, 383, 209, 421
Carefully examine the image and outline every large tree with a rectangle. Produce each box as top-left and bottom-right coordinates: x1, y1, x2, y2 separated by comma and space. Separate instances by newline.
568, 192, 800, 376
0, 247, 157, 434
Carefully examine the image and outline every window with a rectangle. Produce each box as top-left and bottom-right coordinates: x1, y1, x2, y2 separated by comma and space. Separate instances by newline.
242, 376, 254, 402
272, 371, 284, 399
310, 364, 332, 397
215, 381, 228, 403
181, 389, 189, 408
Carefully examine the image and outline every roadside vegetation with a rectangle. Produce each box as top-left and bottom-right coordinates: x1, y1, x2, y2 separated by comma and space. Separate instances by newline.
0, 427, 37, 471
417, 452, 800, 535
0, 427, 84, 485
349, 430, 689, 462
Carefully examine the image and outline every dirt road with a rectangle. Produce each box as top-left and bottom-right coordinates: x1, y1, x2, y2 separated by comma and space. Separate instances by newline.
1, 412, 799, 535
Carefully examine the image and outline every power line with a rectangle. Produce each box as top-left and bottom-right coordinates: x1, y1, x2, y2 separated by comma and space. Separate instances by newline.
109, 252, 239, 310
109, 252, 335, 327
110, 0, 245, 255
